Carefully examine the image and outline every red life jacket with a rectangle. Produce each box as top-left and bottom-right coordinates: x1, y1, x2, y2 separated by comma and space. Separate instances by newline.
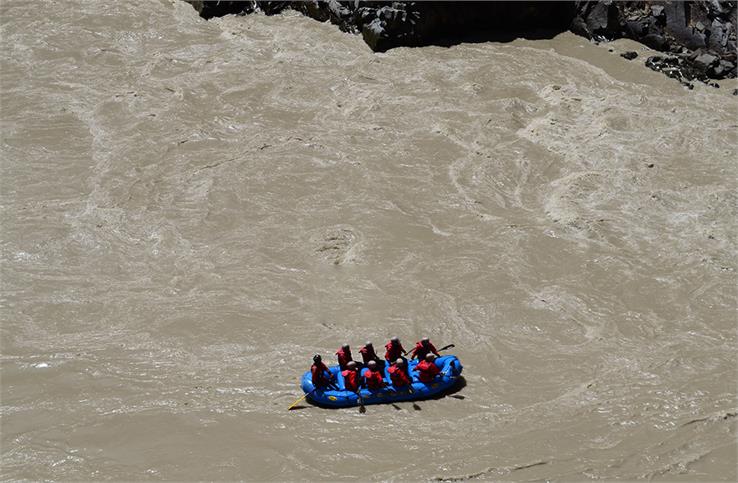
388, 364, 411, 387
311, 362, 330, 386
363, 368, 384, 390
415, 360, 440, 382
411, 341, 439, 360
335, 348, 352, 369
342, 369, 359, 392
384, 341, 405, 361
359, 345, 379, 364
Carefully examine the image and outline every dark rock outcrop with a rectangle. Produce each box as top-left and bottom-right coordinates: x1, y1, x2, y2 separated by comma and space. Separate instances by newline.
342, 2, 576, 52
188, 1, 576, 51
186, 1, 737, 83
187, 1, 254, 18
571, 1, 737, 80
645, 55, 714, 88
188, 0, 288, 18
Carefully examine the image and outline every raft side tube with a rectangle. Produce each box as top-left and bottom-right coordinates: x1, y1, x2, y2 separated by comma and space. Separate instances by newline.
300, 355, 463, 408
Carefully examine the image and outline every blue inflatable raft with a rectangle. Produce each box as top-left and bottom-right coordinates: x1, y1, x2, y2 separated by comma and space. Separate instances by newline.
300, 355, 463, 408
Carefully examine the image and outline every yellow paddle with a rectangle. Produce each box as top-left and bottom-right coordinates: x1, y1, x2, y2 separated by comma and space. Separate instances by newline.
288, 389, 315, 410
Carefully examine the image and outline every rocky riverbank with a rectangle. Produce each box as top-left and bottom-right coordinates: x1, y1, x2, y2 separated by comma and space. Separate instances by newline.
186, 1, 737, 87
572, 1, 737, 87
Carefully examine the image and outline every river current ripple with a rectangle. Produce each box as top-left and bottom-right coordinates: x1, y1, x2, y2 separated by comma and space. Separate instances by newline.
1, 1, 736, 480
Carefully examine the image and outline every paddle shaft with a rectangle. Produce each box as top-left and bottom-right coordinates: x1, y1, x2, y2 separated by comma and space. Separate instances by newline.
288, 389, 315, 410
410, 343, 455, 359
355, 391, 366, 412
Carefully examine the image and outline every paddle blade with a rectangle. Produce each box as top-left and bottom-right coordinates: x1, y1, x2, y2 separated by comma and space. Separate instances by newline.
288, 393, 308, 410
356, 393, 366, 414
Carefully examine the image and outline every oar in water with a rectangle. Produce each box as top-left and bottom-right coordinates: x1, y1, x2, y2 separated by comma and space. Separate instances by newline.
356, 392, 366, 413
288, 389, 316, 410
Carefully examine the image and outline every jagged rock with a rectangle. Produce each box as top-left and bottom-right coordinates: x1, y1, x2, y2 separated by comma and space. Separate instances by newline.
642, 33, 668, 50
694, 52, 718, 69
572, 1, 737, 82
357, 2, 578, 52
258, 2, 291, 15
292, 0, 362, 33
645, 55, 713, 88
715, 59, 736, 76
187, 0, 255, 18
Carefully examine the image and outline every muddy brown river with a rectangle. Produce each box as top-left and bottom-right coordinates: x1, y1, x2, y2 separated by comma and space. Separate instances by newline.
1, 1, 736, 480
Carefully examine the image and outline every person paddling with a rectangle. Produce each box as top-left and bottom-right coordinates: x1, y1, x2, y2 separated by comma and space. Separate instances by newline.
388, 357, 412, 388
410, 337, 440, 360
359, 341, 381, 366
341, 361, 360, 392
363, 360, 386, 390
384, 336, 407, 362
311, 354, 337, 390
414, 353, 441, 383
335, 343, 353, 370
